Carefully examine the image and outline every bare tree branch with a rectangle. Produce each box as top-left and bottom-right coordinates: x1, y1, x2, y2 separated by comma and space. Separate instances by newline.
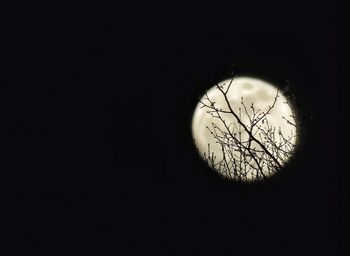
200, 78, 297, 181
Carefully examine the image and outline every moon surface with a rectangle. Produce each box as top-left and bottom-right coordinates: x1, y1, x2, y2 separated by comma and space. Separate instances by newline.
192, 77, 297, 181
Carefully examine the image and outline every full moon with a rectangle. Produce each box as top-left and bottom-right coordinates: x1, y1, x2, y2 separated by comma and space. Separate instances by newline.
192, 77, 297, 181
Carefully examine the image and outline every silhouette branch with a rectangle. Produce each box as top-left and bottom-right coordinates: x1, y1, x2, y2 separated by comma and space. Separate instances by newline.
200, 78, 297, 181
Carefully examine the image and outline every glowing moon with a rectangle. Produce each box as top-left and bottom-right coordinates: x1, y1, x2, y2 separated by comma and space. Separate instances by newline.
192, 77, 297, 181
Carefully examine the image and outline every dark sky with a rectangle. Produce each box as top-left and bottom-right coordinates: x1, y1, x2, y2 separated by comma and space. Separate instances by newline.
6, 1, 342, 255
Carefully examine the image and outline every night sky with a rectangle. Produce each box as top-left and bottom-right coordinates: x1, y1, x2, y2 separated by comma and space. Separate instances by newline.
6, 1, 343, 254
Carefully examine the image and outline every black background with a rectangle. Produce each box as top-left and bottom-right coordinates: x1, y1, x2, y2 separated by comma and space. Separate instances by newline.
5, 2, 343, 255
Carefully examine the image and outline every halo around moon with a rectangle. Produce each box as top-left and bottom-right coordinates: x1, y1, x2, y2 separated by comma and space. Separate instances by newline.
192, 77, 297, 181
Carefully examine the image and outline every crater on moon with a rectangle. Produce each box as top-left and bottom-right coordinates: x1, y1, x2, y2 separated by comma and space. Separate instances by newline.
242, 82, 253, 90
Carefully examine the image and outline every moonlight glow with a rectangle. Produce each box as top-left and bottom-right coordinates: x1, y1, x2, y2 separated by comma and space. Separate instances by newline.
192, 77, 297, 181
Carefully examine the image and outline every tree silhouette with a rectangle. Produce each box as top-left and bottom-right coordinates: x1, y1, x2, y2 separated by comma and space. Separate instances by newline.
198, 78, 297, 181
